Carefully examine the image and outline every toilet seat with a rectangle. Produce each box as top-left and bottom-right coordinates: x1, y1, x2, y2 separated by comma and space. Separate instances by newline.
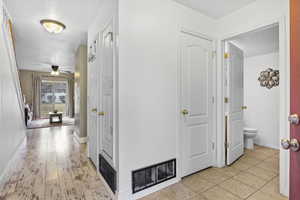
244, 128, 258, 133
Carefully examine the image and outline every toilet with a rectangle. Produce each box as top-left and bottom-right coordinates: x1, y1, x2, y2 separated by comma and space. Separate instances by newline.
244, 128, 258, 150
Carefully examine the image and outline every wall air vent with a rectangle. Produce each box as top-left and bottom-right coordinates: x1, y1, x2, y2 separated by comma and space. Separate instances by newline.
99, 154, 116, 193
132, 159, 176, 194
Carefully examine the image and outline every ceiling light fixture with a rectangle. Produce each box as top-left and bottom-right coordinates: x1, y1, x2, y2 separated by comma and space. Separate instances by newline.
40, 19, 66, 34
51, 65, 60, 76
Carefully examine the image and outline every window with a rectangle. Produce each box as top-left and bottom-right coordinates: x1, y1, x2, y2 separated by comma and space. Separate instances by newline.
40, 81, 68, 118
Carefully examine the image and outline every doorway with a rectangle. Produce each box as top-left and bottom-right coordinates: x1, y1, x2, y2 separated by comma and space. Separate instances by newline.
179, 30, 215, 177
223, 24, 280, 165
87, 20, 117, 194
100, 24, 115, 165
87, 20, 117, 190
223, 23, 289, 195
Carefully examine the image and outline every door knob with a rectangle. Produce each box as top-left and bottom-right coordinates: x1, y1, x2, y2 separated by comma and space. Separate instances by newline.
281, 138, 300, 152
98, 111, 105, 116
288, 114, 299, 125
281, 139, 290, 150
181, 109, 189, 115
91, 108, 97, 112
290, 139, 300, 152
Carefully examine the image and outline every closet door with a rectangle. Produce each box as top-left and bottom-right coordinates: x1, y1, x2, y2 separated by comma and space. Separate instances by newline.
99, 24, 115, 165
87, 42, 99, 167
180, 31, 214, 176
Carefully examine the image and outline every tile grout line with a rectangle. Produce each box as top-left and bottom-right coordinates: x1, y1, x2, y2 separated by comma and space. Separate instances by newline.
182, 152, 278, 200
224, 152, 279, 200
237, 153, 278, 180
216, 176, 258, 199
196, 151, 279, 200
244, 175, 279, 200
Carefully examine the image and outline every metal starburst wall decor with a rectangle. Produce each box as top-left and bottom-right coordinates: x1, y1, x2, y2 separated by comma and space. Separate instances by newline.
258, 68, 279, 89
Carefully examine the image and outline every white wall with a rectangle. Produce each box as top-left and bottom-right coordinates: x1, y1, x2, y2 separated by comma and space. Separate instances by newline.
0, 0, 26, 183
217, 0, 289, 37
244, 53, 279, 149
118, 1, 217, 199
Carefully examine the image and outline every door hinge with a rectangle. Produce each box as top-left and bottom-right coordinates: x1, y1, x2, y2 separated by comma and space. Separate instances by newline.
212, 142, 215, 150
225, 141, 229, 149
224, 53, 229, 59
212, 51, 217, 58
224, 97, 229, 103
212, 96, 215, 104
108, 32, 114, 42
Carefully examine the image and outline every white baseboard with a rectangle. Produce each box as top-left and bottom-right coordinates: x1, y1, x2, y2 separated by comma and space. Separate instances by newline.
0, 135, 26, 191
73, 131, 88, 144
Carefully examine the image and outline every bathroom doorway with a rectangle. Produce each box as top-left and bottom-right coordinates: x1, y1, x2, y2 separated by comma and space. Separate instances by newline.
223, 23, 280, 165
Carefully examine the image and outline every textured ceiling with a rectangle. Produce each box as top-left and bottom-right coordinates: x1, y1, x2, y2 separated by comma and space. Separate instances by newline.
4, 0, 102, 72
229, 24, 279, 57
174, 0, 256, 19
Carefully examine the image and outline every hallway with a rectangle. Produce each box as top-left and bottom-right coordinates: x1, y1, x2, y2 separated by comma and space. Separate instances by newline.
0, 126, 113, 200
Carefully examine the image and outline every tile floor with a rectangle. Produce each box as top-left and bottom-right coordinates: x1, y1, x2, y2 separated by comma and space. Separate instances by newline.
140, 146, 287, 200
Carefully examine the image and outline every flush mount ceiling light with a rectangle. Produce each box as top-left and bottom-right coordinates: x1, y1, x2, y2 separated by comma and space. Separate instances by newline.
51, 65, 60, 76
40, 19, 66, 34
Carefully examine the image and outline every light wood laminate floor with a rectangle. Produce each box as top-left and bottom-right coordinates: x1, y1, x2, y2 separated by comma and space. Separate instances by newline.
0, 126, 113, 200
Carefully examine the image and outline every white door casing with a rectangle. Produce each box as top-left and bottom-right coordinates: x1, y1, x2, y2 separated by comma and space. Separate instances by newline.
180, 32, 214, 177
100, 24, 114, 165
226, 42, 244, 165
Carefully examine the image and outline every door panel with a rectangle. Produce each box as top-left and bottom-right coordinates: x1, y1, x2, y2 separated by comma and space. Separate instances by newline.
88, 37, 99, 167
189, 125, 209, 157
181, 32, 214, 177
226, 42, 244, 165
290, 0, 300, 199
101, 25, 114, 163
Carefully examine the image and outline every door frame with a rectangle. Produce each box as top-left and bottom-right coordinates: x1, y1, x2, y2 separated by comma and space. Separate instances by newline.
87, 32, 101, 168
218, 17, 289, 196
97, 18, 118, 169
177, 28, 218, 179
87, 17, 118, 168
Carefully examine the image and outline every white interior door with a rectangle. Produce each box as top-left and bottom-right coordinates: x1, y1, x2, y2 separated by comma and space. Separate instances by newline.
181, 32, 214, 177
226, 42, 244, 165
100, 24, 114, 164
88, 38, 99, 167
